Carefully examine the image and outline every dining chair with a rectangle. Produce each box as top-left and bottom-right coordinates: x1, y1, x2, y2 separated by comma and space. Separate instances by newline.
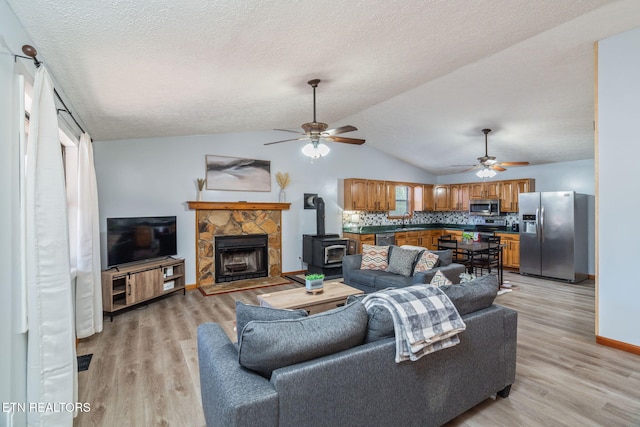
438, 236, 471, 271
474, 235, 501, 277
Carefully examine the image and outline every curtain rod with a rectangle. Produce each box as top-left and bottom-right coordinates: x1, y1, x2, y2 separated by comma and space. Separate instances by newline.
15, 44, 88, 136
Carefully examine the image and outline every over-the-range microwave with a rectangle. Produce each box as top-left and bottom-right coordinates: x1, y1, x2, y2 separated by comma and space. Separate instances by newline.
469, 199, 501, 216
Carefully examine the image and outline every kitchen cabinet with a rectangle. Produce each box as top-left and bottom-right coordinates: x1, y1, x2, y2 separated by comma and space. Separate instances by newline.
446, 230, 464, 241
495, 233, 520, 268
343, 232, 375, 253
449, 184, 470, 211
413, 184, 434, 212
513, 179, 535, 212
433, 185, 449, 211
344, 179, 396, 212
385, 182, 397, 211
343, 179, 368, 211
366, 180, 387, 211
395, 231, 420, 247
470, 181, 501, 200
499, 179, 535, 213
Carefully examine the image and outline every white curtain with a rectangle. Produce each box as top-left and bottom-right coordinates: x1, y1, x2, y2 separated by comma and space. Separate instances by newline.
25, 65, 76, 426
74, 132, 103, 338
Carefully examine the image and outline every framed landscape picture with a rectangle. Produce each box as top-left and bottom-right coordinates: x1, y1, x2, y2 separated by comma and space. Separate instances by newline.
205, 155, 271, 191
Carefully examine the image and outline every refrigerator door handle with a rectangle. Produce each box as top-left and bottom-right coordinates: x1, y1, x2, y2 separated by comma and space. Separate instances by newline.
540, 206, 545, 243
535, 207, 540, 243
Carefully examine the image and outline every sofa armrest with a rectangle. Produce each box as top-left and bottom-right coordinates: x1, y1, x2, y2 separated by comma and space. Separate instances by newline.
342, 254, 362, 285
197, 323, 279, 427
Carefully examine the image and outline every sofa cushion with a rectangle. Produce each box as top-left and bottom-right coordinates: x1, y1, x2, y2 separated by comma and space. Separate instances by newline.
350, 269, 388, 289
373, 272, 416, 290
430, 270, 453, 286
413, 251, 439, 274
346, 294, 395, 343
360, 244, 390, 271
440, 274, 498, 315
386, 246, 419, 277
235, 300, 307, 343
237, 301, 368, 378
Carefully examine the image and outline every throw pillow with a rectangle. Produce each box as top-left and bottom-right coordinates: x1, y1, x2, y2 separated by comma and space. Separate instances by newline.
386, 246, 419, 277
237, 301, 368, 378
430, 270, 453, 287
360, 244, 390, 271
413, 251, 439, 275
345, 294, 394, 343
235, 300, 307, 343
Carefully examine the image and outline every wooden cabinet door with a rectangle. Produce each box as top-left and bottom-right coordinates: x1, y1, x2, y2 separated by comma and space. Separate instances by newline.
469, 183, 484, 199
423, 184, 434, 211
433, 185, 449, 211
510, 239, 520, 268
344, 179, 367, 210
484, 182, 501, 199
412, 185, 424, 212
428, 230, 443, 250
449, 185, 461, 211
127, 269, 161, 304
385, 182, 396, 211
500, 180, 515, 212
366, 180, 386, 211
513, 179, 534, 212
460, 184, 470, 211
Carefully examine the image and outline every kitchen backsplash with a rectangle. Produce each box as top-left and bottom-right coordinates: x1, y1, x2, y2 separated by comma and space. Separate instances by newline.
342, 211, 519, 228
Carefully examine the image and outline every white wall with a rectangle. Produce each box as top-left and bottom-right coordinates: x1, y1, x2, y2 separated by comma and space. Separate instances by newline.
93, 133, 435, 284
437, 159, 596, 274
597, 27, 640, 346
0, 1, 32, 425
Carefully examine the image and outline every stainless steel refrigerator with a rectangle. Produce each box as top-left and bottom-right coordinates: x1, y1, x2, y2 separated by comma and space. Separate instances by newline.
519, 191, 588, 282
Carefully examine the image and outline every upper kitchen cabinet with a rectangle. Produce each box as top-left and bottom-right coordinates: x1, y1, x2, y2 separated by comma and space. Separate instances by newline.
412, 184, 434, 212
500, 179, 535, 213
433, 185, 450, 211
449, 184, 470, 211
343, 178, 397, 212
470, 181, 501, 200
343, 178, 368, 210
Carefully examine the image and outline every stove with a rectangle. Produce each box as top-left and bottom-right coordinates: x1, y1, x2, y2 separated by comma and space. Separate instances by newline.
474, 217, 507, 239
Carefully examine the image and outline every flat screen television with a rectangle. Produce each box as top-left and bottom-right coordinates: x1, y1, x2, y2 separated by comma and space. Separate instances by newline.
107, 216, 177, 267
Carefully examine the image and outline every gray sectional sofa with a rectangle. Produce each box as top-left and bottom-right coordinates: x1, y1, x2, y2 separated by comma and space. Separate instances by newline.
198, 274, 517, 427
343, 248, 466, 293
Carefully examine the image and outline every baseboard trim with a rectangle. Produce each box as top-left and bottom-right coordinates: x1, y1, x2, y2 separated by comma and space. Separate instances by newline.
596, 335, 640, 355
283, 269, 307, 276
588, 274, 596, 280
186, 283, 198, 290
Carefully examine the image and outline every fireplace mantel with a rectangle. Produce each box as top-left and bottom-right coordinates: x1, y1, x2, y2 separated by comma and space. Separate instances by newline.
187, 201, 290, 211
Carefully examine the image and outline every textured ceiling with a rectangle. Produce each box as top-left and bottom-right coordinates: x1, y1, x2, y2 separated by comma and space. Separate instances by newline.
7, 0, 640, 174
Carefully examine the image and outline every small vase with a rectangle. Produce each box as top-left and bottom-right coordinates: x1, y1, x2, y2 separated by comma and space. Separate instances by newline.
279, 189, 286, 202
197, 190, 203, 201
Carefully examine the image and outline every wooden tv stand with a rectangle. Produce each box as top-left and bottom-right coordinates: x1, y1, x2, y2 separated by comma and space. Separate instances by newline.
101, 257, 185, 321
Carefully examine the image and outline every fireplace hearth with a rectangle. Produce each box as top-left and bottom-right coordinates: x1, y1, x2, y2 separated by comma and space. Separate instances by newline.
215, 234, 268, 283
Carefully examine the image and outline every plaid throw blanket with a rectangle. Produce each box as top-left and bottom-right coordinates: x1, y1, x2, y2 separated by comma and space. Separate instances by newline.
362, 285, 466, 362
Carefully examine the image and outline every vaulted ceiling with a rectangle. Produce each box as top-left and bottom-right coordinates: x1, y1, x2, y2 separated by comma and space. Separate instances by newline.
7, 0, 640, 174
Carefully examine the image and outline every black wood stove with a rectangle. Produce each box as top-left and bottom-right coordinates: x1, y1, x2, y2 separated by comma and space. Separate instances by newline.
302, 195, 348, 279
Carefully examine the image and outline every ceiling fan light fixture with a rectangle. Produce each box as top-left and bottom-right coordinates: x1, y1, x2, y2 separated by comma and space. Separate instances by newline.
476, 167, 497, 178
302, 142, 330, 159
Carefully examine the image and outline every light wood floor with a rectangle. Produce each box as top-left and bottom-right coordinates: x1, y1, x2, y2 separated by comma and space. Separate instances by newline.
74, 273, 640, 426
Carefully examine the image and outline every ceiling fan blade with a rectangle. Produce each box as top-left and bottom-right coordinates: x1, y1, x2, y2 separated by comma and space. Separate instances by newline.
274, 128, 303, 134
461, 165, 481, 172
496, 161, 530, 166
489, 165, 507, 172
323, 125, 358, 136
325, 136, 365, 145
264, 137, 307, 146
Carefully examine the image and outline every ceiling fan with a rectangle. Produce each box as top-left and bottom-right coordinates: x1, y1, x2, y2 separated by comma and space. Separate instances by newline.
457, 129, 529, 177
264, 79, 365, 158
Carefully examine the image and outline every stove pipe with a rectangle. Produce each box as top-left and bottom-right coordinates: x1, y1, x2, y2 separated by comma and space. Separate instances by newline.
314, 196, 325, 236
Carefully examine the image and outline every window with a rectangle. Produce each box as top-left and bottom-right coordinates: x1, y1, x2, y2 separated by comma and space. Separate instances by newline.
389, 185, 411, 218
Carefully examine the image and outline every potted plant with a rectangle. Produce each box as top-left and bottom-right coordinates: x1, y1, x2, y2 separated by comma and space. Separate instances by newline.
305, 273, 325, 293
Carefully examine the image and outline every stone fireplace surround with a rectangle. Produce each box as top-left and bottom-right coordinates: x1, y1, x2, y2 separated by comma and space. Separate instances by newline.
187, 202, 291, 287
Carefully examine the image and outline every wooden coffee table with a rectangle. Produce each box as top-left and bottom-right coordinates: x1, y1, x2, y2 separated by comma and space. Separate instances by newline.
257, 281, 363, 315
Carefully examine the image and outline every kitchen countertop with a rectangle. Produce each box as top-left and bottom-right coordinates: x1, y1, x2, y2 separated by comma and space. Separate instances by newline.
342, 224, 520, 235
